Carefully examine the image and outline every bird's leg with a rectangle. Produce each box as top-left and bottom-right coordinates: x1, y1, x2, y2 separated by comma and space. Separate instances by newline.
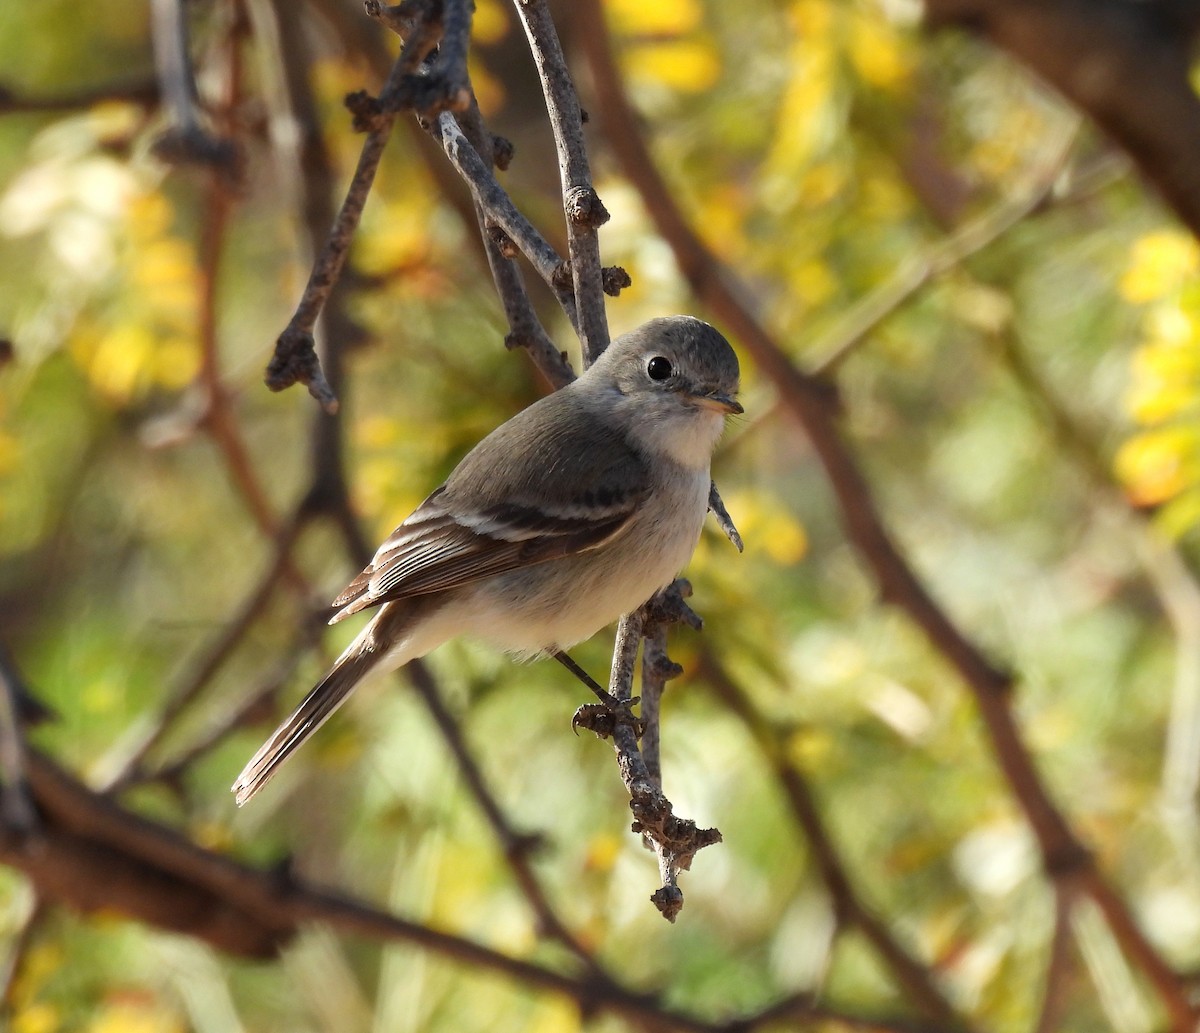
553, 650, 643, 738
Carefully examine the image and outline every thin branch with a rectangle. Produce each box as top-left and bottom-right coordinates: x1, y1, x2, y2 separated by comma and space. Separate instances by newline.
142, 631, 321, 790
638, 625, 669, 788
402, 660, 611, 975
484, 220, 578, 391
344, 0, 577, 387
1033, 886, 1079, 1033
452, 100, 578, 389
433, 111, 579, 331
264, 3, 447, 410
186, 2, 311, 598
511, 0, 610, 365
811, 136, 1128, 376
587, 594, 720, 923
100, 509, 310, 791
811, 120, 1080, 374
267, 0, 368, 560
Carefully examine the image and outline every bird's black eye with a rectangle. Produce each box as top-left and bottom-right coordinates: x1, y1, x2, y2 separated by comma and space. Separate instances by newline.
646, 356, 672, 381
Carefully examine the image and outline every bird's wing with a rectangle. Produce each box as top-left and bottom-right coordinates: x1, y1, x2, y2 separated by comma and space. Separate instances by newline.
330, 393, 648, 623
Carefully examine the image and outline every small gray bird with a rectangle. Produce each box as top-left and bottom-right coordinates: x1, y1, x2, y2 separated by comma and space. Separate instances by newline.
233, 315, 741, 805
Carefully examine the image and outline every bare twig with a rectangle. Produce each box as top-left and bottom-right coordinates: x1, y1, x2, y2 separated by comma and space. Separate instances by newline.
187, 3, 311, 599
810, 131, 1132, 376
591, 594, 720, 923
433, 111, 579, 331
1033, 886, 1079, 1033
452, 100, 578, 389
638, 625, 670, 788
403, 660, 611, 974
143, 635, 322, 790
811, 121, 1080, 374
265, 4, 446, 410
350, 3, 578, 386
512, 0, 610, 365
707, 481, 743, 553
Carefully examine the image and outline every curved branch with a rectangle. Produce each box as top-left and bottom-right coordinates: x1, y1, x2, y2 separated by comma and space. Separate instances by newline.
0, 747, 927, 1033
924, 0, 1200, 238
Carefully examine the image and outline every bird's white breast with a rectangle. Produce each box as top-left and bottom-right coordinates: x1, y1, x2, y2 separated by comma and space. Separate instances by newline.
461, 459, 711, 654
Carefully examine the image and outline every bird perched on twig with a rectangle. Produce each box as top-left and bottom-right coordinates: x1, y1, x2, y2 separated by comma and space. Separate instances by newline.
233, 315, 742, 805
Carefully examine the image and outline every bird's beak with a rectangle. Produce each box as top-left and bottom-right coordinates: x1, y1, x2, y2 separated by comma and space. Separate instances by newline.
691, 390, 744, 415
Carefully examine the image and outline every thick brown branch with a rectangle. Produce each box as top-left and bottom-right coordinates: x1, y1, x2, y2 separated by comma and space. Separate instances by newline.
924, 0, 1200, 239
0, 748, 928, 1033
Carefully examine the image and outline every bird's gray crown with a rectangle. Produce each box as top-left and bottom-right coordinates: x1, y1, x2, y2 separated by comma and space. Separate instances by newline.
593, 315, 740, 396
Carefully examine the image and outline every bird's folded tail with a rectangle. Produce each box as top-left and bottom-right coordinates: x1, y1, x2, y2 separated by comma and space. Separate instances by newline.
232, 646, 380, 807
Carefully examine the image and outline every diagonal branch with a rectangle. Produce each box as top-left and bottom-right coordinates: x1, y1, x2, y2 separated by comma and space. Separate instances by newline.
264, 1, 452, 410
576, 1, 1197, 1026
451, 100, 579, 389
402, 659, 612, 974
433, 111, 579, 332
0, 745, 932, 1033
0, 647, 38, 839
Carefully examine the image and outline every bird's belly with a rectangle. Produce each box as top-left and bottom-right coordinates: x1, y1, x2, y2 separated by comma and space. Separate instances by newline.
466, 467, 710, 653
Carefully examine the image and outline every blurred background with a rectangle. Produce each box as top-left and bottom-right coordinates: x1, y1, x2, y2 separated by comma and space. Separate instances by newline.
2, 0, 1200, 1030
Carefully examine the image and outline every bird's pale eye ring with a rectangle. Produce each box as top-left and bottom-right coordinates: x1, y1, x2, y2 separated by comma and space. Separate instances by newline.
646, 356, 673, 381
